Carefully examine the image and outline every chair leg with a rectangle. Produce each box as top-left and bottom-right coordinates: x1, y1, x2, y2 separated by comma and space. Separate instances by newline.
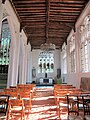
6, 109, 10, 120
23, 111, 26, 120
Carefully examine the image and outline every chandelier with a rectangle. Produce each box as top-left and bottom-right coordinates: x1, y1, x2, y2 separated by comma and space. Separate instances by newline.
40, 43, 55, 51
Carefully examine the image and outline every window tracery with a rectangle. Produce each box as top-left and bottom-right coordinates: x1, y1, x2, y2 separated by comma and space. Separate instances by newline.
38, 52, 54, 73
0, 19, 11, 73
80, 15, 90, 72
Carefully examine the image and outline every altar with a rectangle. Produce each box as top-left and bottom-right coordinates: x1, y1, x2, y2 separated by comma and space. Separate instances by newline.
40, 78, 53, 84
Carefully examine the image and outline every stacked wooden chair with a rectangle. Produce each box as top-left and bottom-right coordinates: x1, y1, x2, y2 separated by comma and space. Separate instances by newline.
0, 84, 36, 119
6, 99, 25, 120
67, 93, 90, 120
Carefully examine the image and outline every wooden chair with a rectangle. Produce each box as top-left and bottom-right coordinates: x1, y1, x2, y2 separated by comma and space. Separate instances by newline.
66, 94, 86, 120
4, 88, 18, 99
55, 90, 82, 119
56, 92, 68, 118
17, 85, 34, 99
7, 99, 25, 120
19, 90, 32, 112
82, 94, 90, 120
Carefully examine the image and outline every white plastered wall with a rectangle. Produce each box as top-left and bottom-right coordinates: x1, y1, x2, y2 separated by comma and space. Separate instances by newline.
75, 0, 90, 88
61, 30, 77, 85
61, 1, 90, 88
31, 49, 61, 82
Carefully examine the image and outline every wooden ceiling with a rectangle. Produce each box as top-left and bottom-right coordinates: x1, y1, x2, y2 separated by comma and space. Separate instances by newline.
11, 0, 89, 49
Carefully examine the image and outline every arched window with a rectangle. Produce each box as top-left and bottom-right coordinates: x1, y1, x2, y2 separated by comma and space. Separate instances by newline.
0, 19, 11, 88
0, 19, 11, 66
38, 52, 54, 73
80, 15, 90, 72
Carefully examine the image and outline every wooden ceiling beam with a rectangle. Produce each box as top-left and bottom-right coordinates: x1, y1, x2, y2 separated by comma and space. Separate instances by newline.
50, 0, 85, 4
18, 9, 46, 13
11, 0, 89, 48
49, 27, 70, 30
28, 34, 45, 37
21, 18, 45, 21
49, 29, 70, 31
20, 15, 45, 18
16, 7, 45, 11
50, 11, 79, 15
50, 7, 82, 11
50, 3, 83, 7
22, 22, 46, 26
30, 39, 45, 43
50, 9, 81, 13
18, 12, 45, 16
21, 20, 45, 22
50, 19, 75, 22
13, 1, 45, 4
50, 16, 77, 20
15, 4, 45, 7
49, 34, 68, 37
49, 32, 69, 34
50, 12, 78, 16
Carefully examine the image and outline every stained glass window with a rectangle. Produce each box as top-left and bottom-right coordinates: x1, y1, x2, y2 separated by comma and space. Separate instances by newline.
38, 52, 54, 73
0, 19, 11, 73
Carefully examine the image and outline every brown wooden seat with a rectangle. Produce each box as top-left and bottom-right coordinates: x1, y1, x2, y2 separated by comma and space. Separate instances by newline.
82, 94, 90, 120
4, 88, 18, 99
17, 84, 35, 99
6, 98, 25, 120
67, 94, 84, 120
54, 89, 82, 118
66, 94, 90, 120
19, 90, 32, 112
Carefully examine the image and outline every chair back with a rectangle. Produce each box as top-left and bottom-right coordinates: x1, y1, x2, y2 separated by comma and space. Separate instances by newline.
82, 94, 90, 115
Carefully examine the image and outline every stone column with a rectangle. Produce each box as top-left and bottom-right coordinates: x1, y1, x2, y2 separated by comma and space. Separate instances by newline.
75, 27, 81, 88
30, 50, 32, 83
19, 32, 27, 84
0, 1, 4, 37
7, 20, 20, 87
26, 45, 32, 83
27, 48, 32, 83
23, 44, 27, 83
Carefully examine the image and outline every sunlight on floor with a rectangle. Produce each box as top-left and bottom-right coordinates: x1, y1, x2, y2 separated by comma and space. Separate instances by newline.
0, 86, 68, 120
33, 96, 54, 101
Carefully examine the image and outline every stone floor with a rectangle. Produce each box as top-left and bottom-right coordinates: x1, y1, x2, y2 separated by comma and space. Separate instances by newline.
0, 87, 68, 120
